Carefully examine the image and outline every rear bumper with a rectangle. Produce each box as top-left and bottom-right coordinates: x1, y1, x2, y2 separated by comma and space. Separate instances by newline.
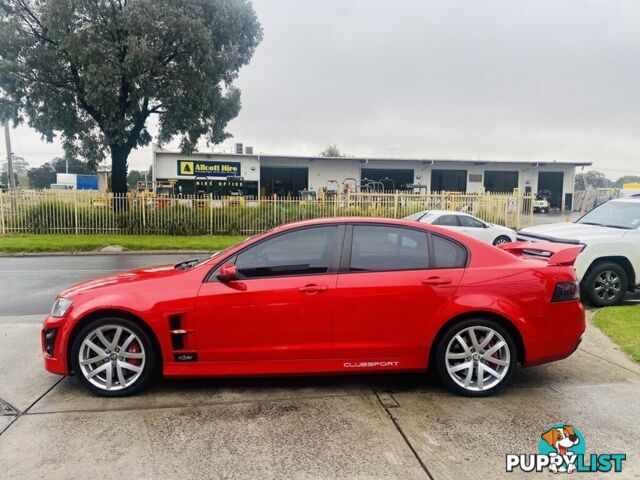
524, 300, 586, 367
42, 315, 69, 375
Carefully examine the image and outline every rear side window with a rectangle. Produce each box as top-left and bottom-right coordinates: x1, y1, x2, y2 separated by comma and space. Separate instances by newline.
234, 226, 338, 278
458, 215, 485, 228
350, 225, 429, 271
431, 234, 467, 268
433, 215, 459, 226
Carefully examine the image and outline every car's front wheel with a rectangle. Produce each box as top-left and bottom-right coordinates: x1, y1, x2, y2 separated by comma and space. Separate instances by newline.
582, 261, 628, 307
70, 317, 156, 397
435, 319, 517, 397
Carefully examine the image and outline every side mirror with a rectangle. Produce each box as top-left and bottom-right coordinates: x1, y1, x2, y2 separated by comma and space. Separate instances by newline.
217, 263, 238, 282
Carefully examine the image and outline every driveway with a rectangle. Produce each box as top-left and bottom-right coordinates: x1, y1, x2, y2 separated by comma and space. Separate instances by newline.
1, 255, 639, 479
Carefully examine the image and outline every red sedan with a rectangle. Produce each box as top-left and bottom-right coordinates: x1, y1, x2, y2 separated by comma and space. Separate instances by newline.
42, 217, 585, 397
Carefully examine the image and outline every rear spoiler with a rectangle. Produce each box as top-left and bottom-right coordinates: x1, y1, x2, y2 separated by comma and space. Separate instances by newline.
498, 241, 585, 266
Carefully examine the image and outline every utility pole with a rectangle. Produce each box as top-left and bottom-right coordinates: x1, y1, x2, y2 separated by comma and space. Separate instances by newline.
3, 119, 15, 189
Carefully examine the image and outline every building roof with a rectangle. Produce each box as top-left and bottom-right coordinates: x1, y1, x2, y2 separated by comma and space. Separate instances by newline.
153, 147, 592, 167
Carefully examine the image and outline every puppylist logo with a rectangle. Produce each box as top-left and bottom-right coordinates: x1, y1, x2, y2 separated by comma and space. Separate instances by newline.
506, 424, 626, 474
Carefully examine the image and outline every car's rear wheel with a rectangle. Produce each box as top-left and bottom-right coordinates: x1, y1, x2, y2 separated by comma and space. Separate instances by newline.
492, 235, 511, 246
70, 317, 156, 397
435, 319, 517, 397
582, 261, 628, 307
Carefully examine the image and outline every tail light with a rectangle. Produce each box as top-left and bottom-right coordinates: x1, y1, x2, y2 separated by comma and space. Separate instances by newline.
552, 281, 580, 302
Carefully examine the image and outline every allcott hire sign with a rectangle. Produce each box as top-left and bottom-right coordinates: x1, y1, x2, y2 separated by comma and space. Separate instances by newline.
177, 160, 241, 178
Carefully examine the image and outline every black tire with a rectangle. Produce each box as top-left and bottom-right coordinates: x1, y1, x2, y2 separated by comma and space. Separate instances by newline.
493, 235, 512, 246
582, 261, 628, 307
70, 317, 156, 397
435, 318, 517, 397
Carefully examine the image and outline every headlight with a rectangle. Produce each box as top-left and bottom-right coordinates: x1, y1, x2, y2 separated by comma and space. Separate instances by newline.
50, 297, 73, 317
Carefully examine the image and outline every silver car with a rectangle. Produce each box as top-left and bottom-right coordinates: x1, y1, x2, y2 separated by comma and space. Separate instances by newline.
404, 210, 517, 246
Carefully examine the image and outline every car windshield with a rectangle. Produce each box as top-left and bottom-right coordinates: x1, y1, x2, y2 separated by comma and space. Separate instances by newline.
576, 201, 640, 230
403, 211, 435, 222
403, 211, 428, 221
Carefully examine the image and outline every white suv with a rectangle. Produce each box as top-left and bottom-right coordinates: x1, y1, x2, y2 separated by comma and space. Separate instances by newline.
518, 198, 640, 306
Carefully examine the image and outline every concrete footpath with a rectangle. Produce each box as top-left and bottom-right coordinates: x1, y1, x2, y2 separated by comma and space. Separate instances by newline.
0, 311, 638, 480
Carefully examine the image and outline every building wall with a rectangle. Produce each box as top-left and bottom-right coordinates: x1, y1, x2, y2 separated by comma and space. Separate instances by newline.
154, 152, 579, 207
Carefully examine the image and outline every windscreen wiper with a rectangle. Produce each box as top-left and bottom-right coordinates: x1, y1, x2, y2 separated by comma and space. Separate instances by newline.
174, 258, 200, 270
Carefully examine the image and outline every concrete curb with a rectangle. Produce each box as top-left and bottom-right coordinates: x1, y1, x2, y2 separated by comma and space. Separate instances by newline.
0, 250, 215, 257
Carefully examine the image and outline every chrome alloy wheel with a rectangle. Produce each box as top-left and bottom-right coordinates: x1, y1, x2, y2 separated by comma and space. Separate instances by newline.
594, 270, 622, 302
445, 326, 510, 392
78, 325, 146, 391
493, 237, 510, 246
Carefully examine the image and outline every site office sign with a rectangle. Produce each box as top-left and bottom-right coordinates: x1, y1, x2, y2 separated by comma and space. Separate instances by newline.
177, 160, 241, 178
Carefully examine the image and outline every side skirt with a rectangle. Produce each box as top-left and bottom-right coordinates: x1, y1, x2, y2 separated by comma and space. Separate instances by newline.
163, 356, 426, 378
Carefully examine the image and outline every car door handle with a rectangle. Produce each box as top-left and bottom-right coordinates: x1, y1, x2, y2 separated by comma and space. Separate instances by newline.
298, 284, 328, 294
421, 277, 452, 286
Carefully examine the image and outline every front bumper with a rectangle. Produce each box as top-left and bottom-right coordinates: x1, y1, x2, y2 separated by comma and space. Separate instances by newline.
41, 315, 69, 375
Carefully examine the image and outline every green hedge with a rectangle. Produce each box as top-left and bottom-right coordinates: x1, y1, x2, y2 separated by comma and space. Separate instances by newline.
7, 200, 421, 236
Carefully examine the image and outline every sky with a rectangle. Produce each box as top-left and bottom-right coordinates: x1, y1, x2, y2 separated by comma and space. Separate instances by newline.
2, 0, 640, 178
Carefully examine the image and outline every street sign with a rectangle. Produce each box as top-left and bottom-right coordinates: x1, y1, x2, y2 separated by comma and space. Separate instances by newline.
508, 197, 517, 212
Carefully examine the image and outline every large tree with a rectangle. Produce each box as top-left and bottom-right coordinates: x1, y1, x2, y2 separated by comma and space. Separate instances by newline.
319, 144, 345, 157
26, 162, 55, 188
0, 0, 262, 196
613, 175, 640, 188
26, 155, 96, 188
574, 170, 611, 191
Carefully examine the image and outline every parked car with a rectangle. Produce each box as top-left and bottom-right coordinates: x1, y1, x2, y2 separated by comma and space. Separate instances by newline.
518, 197, 640, 306
404, 210, 516, 245
42, 217, 584, 398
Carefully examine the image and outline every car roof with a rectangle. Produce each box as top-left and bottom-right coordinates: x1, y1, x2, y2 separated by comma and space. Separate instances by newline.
426, 210, 471, 216
408, 210, 471, 217
275, 216, 433, 230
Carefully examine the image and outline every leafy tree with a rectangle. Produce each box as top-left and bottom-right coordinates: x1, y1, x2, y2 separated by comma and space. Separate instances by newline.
27, 162, 55, 188
127, 169, 144, 188
26, 156, 96, 188
0, 170, 18, 186
0, 154, 28, 174
574, 170, 611, 190
0, 154, 28, 187
0, 0, 262, 199
320, 145, 345, 157
50, 156, 96, 175
613, 175, 640, 188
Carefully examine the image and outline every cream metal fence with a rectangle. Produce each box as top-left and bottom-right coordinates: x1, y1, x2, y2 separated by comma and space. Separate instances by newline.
0, 190, 533, 236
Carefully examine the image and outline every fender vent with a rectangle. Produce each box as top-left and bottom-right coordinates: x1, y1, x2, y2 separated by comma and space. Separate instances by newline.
169, 314, 185, 350
169, 314, 181, 331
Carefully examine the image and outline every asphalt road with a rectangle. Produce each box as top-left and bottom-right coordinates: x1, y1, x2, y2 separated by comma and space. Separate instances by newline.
0, 254, 199, 317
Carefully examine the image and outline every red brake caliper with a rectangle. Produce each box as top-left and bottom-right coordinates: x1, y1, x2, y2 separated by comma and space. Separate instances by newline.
486, 339, 498, 365
126, 341, 142, 367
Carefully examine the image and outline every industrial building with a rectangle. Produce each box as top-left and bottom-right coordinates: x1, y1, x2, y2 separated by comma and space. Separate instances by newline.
152, 145, 591, 211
